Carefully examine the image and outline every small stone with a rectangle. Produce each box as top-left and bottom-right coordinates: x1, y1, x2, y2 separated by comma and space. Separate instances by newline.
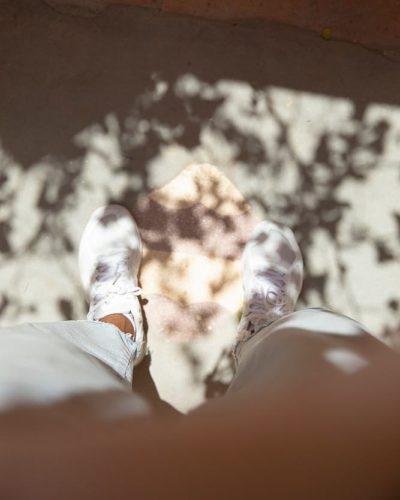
322, 28, 332, 40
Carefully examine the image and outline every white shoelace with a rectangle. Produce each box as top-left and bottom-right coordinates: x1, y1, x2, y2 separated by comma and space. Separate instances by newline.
241, 268, 288, 335
233, 270, 288, 364
90, 251, 142, 316
247, 267, 286, 310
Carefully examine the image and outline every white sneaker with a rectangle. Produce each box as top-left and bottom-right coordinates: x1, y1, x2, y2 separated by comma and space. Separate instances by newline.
79, 205, 146, 366
234, 221, 304, 362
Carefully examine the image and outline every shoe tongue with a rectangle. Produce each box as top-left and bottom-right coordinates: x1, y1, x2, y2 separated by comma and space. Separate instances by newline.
90, 294, 136, 321
101, 249, 130, 265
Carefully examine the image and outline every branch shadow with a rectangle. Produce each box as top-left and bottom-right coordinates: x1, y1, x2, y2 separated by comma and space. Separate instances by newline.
1, 0, 400, 402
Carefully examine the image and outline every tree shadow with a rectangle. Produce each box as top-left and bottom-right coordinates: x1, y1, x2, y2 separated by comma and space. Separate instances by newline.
1, 0, 400, 401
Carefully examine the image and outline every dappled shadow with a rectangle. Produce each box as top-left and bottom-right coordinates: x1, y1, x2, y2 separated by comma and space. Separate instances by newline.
1, 0, 400, 407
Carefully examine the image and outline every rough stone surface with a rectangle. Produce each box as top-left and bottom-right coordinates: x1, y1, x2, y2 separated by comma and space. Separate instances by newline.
43, 0, 111, 17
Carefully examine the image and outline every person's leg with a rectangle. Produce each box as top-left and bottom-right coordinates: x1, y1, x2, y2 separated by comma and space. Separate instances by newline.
2, 314, 400, 500
99, 313, 135, 335
1, 221, 400, 499
229, 307, 396, 395
0, 320, 145, 412
79, 204, 146, 363
232, 220, 303, 364
229, 220, 395, 393
0, 205, 149, 415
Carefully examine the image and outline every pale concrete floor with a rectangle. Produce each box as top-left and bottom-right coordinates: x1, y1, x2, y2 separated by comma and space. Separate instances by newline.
1, 0, 400, 413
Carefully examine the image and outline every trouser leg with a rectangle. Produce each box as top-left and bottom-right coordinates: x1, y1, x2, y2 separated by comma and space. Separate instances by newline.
229, 308, 395, 395
0, 320, 150, 417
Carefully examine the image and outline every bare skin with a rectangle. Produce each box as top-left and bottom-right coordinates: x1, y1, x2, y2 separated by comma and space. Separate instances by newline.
99, 314, 135, 336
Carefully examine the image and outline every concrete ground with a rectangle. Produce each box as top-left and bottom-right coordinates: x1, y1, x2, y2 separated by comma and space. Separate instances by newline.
1, 0, 400, 413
